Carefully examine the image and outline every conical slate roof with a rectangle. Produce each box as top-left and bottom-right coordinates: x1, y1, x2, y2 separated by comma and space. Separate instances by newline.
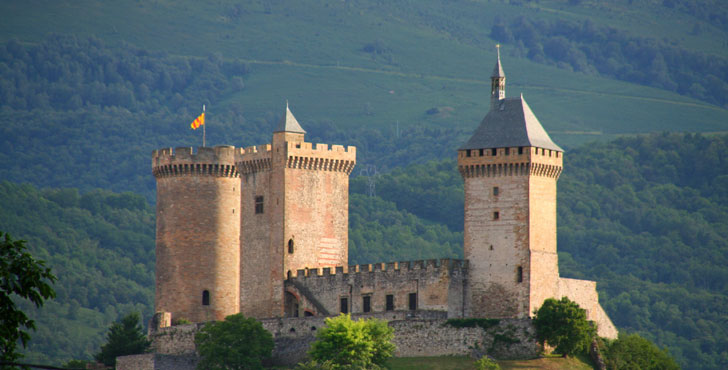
274, 103, 306, 134
460, 95, 563, 152
492, 46, 505, 78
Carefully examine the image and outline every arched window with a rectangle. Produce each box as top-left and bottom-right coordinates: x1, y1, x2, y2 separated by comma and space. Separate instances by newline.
202, 290, 210, 306
288, 239, 294, 254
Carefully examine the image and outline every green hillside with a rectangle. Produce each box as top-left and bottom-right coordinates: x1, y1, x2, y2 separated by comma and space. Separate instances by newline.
2, 133, 726, 368
1, 0, 727, 368
0, 1, 727, 203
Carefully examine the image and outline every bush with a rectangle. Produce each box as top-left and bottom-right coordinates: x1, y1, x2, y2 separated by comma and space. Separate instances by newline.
533, 297, 595, 357
308, 314, 395, 369
475, 356, 501, 370
603, 333, 679, 370
94, 312, 150, 366
194, 313, 274, 370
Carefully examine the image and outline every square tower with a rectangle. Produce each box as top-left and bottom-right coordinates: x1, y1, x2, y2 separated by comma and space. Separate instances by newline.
236, 105, 356, 318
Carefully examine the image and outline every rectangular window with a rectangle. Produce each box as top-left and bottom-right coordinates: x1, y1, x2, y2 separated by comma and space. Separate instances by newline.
517, 266, 523, 283
518, 147, 524, 155
363, 296, 371, 313
466, 149, 471, 157
505, 147, 510, 155
386, 295, 394, 311
479, 149, 484, 156
408, 293, 417, 310
493, 211, 500, 220
493, 187, 499, 196
340, 297, 348, 314
491, 148, 497, 156
255, 196, 264, 214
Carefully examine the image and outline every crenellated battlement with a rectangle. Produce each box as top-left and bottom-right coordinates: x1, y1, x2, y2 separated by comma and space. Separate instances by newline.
285, 142, 356, 174
287, 258, 467, 281
152, 146, 238, 178
458, 146, 562, 179
235, 144, 273, 174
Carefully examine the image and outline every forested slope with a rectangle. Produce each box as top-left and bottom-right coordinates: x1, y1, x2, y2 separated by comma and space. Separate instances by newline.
349, 133, 728, 369
2, 133, 726, 368
0, 183, 155, 363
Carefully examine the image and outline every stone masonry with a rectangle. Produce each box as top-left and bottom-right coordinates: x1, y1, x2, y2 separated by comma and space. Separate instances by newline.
142, 50, 617, 368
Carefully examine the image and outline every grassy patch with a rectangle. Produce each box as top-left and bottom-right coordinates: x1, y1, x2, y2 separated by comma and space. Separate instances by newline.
385, 355, 594, 370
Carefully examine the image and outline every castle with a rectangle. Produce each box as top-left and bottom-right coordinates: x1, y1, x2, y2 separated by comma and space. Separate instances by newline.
149, 51, 617, 341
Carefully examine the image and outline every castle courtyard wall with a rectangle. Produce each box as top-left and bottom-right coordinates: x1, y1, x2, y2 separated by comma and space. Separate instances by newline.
142, 315, 538, 369
284, 259, 466, 318
558, 277, 618, 339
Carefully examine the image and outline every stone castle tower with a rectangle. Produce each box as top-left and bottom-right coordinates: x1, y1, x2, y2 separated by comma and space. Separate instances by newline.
148, 52, 616, 340
235, 104, 356, 318
458, 46, 565, 319
152, 146, 241, 323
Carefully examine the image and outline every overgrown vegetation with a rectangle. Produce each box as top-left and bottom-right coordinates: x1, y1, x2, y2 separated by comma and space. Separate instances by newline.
600, 333, 680, 370
445, 318, 500, 331
533, 297, 595, 357
0, 232, 56, 367
94, 312, 150, 367
308, 314, 395, 369
194, 313, 274, 370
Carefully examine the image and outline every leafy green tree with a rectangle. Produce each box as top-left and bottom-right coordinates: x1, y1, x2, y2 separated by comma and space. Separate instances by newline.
0, 232, 57, 365
309, 314, 395, 369
603, 333, 679, 370
533, 297, 595, 357
94, 312, 150, 366
194, 313, 274, 370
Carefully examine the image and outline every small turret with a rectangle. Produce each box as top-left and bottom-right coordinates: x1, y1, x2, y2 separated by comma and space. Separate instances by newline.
490, 45, 506, 111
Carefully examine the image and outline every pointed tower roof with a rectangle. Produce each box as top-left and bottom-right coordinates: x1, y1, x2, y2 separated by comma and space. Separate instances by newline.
460, 95, 563, 151
491, 44, 505, 78
274, 101, 306, 134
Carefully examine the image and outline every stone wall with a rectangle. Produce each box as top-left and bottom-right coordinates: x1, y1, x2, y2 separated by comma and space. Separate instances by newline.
117, 353, 198, 370
284, 259, 467, 318
558, 277, 618, 339
146, 316, 538, 368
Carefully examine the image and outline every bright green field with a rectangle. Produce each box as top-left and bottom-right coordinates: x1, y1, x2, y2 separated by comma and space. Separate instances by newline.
1, 0, 727, 150
385, 355, 594, 370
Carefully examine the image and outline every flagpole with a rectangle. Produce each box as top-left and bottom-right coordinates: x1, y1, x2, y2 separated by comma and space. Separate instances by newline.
202, 104, 206, 147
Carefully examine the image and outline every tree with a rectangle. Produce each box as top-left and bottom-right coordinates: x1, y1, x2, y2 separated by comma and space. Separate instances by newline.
194, 313, 274, 370
309, 314, 395, 369
0, 232, 56, 364
95, 312, 150, 366
603, 333, 679, 370
533, 297, 595, 357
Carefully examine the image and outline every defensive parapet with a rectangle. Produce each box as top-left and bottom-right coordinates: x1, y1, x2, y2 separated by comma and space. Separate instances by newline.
284, 259, 468, 318
153, 145, 241, 323
152, 145, 239, 178
284, 142, 356, 174
457, 146, 563, 179
235, 145, 272, 175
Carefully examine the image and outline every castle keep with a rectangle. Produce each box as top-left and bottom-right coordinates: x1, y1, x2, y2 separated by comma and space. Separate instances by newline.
150, 52, 617, 341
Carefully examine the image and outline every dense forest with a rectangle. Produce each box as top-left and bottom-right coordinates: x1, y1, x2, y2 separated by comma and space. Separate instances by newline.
2, 133, 726, 369
1, 1, 727, 368
490, 15, 728, 106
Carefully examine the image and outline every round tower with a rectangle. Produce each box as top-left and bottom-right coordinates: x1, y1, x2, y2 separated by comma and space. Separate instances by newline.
152, 145, 240, 323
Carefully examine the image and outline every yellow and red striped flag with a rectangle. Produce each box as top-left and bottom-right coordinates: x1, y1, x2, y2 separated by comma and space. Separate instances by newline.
190, 112, 205, 130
